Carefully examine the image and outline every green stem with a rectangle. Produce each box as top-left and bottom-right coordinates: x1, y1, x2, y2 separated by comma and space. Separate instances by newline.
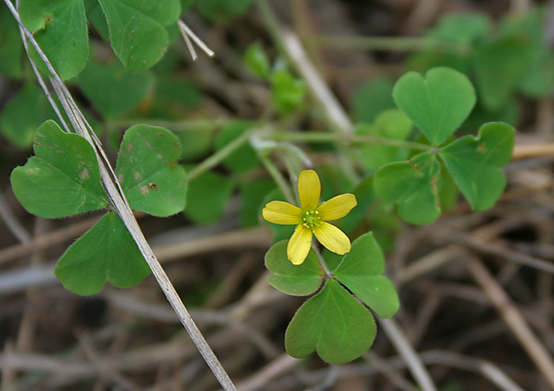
312, 244, 332, 278
272, 131, 433, 151
187, 128, 256, 181
258, 154, 296, 204
311, 35, 470, 54
105, 118, 243, 132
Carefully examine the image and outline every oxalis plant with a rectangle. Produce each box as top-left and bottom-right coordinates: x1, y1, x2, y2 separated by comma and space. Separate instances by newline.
2, 0, 516, 386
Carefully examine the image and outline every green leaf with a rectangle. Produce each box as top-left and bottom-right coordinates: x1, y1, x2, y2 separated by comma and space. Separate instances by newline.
55, 212, 150, 296
10, 120, 108, 218
195, 0, 252, 22
271, 70, 307, 115
352, 76, 395, 124
214, 122, 259, 173
440, 122, 515, 211
393, 67, 476, 146
426, 13, 491, 45
185, 170, 235, 224
265, 241, 323, 296
333, 233, 400, 319
473, 35, 533, 110
77, 58, 155, 119
245, 42, 271, 80
0, 83, 56, 148
116, 125, 187, 217
19, 0, 89, 80
354, 109, 412, 172
178, 125, 216, 161
374, 152, 441, 225
97, 0, 181, 73
0, 6, 24, 78
285, 279, 376, 364
240, 179, 275, 227
137, 75, 200, 119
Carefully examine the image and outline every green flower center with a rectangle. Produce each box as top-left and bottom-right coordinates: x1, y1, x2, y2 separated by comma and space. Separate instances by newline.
302, 209, 321, 230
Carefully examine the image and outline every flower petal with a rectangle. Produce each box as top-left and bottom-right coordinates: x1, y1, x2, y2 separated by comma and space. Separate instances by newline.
298, 170, 320, 210
262, 201, 302, 225
317, 194, 357, 221
313, 222, 351, 255
287, 225, 313, 265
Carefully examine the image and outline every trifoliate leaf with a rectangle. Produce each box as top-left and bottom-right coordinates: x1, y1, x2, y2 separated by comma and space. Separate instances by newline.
116, 125, 187, 217
55, 212, 150, 296
285, 279, 376, 364
265, 240, 323, 296
440, 122, 515, 211
10, 120, 108, 218
393, 67, 476, 146
333, 233, 400, 319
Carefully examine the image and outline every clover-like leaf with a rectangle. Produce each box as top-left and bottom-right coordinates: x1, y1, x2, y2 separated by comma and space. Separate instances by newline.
285, 279, 376, 364
374, 152, 441, 225
10, 120, 108, 218
440, 122, 515, 211
116, 125, 187, 217
265, 241, 323, 296
393, 67, 476, 146
55, 212, 150, 296
333, 233, 400, 319
19, 0, 89, 80
97, 0, 181, 73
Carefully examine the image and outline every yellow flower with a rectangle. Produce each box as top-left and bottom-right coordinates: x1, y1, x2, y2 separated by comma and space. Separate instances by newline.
262, 170, 357, 265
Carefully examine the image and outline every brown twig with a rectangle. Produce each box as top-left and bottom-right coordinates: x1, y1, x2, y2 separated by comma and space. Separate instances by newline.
467, 257, 554, 389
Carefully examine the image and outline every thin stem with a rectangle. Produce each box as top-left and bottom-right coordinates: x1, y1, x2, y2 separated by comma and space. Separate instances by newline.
259, 154, 295, 204
272, 131, 433, 152
105, 118, 238, 132
310, 35, 470, 54
187, 127, 256, 181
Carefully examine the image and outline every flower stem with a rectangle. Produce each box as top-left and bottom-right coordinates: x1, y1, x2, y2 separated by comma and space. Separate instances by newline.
259, 154, 296, 204
312, 244, 332, 278
187, 127, 256, 181
272, 131, 433, 151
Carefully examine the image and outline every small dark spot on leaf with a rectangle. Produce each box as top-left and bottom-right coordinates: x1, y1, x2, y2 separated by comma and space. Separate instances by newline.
126, 143, 133, 152
157, 132, 162, 137
148, 182, 158, 190
477, 143, 486, 153
167, 162, 177, 166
